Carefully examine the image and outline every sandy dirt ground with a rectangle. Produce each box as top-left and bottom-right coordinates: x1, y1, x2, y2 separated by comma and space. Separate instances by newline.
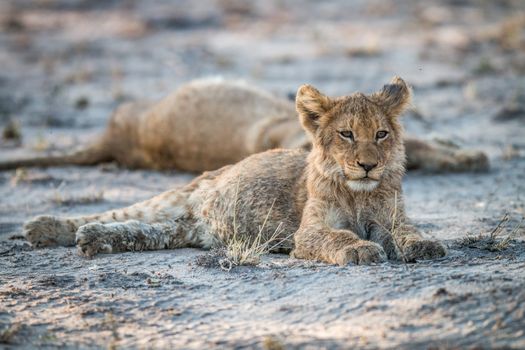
1, 0, 525, 348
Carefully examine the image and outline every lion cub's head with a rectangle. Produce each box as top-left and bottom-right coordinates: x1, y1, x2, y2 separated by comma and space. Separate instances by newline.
296, 76, 411, 191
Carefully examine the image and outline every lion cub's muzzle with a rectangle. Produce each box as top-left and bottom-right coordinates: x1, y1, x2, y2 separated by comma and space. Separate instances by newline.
342, 162, 386, 191
344, 163, 383, 181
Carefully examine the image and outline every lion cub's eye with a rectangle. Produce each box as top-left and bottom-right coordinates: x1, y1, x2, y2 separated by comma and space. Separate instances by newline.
339, 130, 354, 140
376, 130, 388, 140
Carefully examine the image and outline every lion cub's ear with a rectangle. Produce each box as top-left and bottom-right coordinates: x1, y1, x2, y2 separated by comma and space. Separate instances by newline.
296, 84, 334, 134
372, 76, 412, 117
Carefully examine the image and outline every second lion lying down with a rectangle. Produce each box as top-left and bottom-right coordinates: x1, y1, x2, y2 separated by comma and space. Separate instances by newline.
24, 77, 446, 265
0, 79, 488, 173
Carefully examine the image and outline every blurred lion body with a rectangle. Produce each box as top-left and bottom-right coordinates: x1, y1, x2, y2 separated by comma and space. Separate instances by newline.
0, 79, 488, 172
105, 79, 309, 171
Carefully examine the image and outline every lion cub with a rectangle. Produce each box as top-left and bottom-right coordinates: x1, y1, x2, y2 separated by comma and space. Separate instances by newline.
23, 77, 446, 265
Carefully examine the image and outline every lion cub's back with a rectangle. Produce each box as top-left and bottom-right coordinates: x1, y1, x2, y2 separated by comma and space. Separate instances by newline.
193, 148, 308, 250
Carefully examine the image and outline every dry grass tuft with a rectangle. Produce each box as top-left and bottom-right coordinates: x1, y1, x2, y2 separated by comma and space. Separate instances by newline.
11, 169, 62, 186
221, 199, 288, 269
104, 312, 120, 350
32, 133, 50, 152
501, 144, 521, 161
216, 178, 292, 270
389, 191, 409, 264
2, 119, 22, 143
346, 44, 382, 58
0, 323, 21, 344
262, 335, 285, 350
52, 184, 104, 206
10, 168, 28, 185
472, 57, 496, 75
460, 214, 523, 252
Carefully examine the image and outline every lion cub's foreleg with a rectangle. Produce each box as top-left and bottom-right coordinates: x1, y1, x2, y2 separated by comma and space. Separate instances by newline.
24, 189, 191, 251
75, 220, 190, 257
292, 227, 388, 266
291, 201, 387, 266
367, 220, 447, 262
390, 223, 446, 262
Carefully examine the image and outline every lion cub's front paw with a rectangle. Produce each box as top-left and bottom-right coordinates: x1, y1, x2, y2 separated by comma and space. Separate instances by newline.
402, 239, 446, 262
24, 215, 75, 247
76, 223, 113, 257
336, 241, 387, 266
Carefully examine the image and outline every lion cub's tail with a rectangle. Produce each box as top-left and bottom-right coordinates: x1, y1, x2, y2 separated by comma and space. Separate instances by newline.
0, 141, 112, 170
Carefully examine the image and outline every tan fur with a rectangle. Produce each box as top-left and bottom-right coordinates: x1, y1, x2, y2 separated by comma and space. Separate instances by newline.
23, 77, 446, 265
0, 78, 488, 173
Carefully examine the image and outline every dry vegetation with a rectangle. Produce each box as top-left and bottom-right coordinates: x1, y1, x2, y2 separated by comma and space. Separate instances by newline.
0, 323, 21, 345
262, 336, 286, 350
221, 177, 299, 270
221, 199, 287, 269
460, 214, 524, 251
51, 188, 105, 206
196, 181, 292, 271
1, 119, 21, 146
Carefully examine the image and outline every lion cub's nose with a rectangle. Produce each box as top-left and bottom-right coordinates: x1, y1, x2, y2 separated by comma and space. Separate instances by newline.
357, 162, 377, 172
